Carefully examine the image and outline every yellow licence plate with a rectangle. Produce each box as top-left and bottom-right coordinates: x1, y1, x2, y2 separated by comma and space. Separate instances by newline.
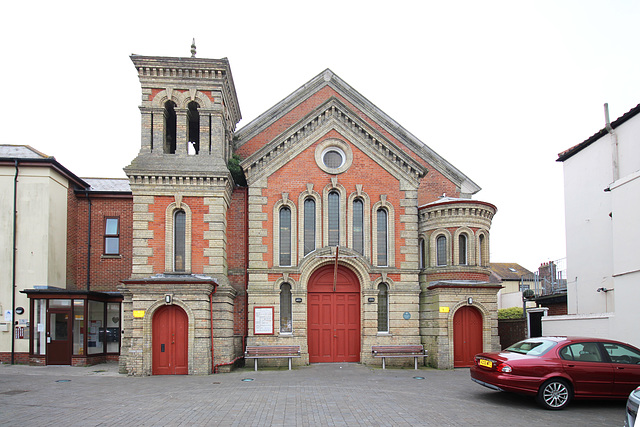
479, 359, 493, 368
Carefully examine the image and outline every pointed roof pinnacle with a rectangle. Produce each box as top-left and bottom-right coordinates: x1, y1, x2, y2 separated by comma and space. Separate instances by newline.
191, 38, 196, 58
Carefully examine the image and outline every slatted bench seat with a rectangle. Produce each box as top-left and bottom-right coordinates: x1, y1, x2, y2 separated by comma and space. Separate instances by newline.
372, 345, 427, 370
244, 345, 301, 371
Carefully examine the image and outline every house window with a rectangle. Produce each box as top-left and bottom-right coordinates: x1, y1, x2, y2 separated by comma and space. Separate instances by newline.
436, 235, 447, 266
377, 283, 389, 333
279, 207, 292, 266
303, 198, 315, 256
280, 283, 292, 333
377, 208, 388, 266
419, 238, 426, 268
479, 234, 485, 266
174, 210, 186, 272
459, 234, 468, 265
352, 198, 364, 254
104, 217, 120, 255
328, 191, 340, 246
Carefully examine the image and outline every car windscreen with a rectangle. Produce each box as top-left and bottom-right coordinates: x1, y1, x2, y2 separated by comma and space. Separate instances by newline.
505, 339, 557, 356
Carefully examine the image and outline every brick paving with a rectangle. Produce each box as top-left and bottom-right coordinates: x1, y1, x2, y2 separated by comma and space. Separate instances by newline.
0, 362, 625, 426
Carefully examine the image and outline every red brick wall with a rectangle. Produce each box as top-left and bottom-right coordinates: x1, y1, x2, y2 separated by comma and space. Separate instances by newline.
67, 193, 133, 292
228, 187, 248, 335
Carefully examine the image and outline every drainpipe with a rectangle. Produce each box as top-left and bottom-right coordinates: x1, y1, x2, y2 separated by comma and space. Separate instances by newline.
85, 191, 92, 291
11, 160, 18, 364
210, 287, 216, 373
604, 103, 620, 182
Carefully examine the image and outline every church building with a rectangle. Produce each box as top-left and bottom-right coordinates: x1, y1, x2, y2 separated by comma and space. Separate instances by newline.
118, 49, 499, 375
1, 48, 500, 374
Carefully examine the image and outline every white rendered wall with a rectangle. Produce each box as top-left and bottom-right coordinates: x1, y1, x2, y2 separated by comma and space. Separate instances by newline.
0, 165, 69, 354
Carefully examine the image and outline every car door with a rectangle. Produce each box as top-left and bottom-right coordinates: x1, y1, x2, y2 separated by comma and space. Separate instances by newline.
559, 342, 614, 397
601, 342, 640, 397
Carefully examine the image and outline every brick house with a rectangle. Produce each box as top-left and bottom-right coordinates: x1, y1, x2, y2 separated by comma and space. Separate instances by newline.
2, 50, 500, 373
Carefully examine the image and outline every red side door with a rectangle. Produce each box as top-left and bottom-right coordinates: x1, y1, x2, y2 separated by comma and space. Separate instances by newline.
453, 306, 483, 367
308, 265, 360, 363
47, 309, 72, 365
152, 305, 188, 375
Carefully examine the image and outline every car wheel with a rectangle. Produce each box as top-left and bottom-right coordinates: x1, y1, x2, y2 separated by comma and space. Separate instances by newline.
537, 378, 572, 410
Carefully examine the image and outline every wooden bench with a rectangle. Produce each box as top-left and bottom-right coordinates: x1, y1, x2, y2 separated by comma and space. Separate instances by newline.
372, 345, 427, 370
244, 345, 301, 371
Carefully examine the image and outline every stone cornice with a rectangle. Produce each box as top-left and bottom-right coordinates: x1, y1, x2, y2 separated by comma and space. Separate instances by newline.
240, 98, 427, 186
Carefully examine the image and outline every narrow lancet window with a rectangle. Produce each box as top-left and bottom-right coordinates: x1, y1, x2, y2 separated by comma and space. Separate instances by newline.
328, 191, 340, 246
174, 210, 186, 271
353, 198, 364, 254
279, 207, 291, 266
164, 101, 177, 154
187, 101, 200, 155
304, 198, 315, 256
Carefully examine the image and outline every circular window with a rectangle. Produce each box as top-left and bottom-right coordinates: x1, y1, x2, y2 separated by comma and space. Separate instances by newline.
323, 149, 344, 169
315, 139, 352, 174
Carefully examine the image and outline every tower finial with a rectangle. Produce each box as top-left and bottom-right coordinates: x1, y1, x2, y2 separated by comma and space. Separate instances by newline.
190, 38, 196, 58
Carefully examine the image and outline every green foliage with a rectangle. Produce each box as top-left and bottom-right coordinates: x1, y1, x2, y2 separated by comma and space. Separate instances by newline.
498, 306, 524, 320
228, 153, 247, 187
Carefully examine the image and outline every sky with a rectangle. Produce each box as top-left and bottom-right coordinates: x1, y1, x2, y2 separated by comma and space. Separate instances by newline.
2, 1, 639, 272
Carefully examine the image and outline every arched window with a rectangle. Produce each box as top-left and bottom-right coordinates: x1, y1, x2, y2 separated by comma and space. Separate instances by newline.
377, 283, 389, 333
279, 207, 291, 266
479, 234, 485, 266
280, 283, 292, 333
303, 198, 315, 256
459, 234, 468, 265
187, 101, 200, 154
436, 235, 447, 266
352, 198, 364, 254
328, 191, 340, 246
174, 210, 186, 272
377, 208, 388, 266
419, 237, 426, 269
164, 101, 177, 154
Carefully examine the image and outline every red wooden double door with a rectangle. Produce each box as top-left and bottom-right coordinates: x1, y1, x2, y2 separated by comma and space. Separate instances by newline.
308, 265, 361, 363
453, 306, 483, 367
152, 305, 188, 375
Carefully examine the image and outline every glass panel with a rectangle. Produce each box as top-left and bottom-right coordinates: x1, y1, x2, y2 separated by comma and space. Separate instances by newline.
353, 199, 363, 254
323, 150, 343, 168
419, 238, 425, 268
280, 283, 292, 333
33, 299, 46, 355
174, 210, 186, 272
377, 209, 387, 266
328, 192, 340, 246
479, 235, 485, 266
303, 199, 315, 256
50, 313, 68, 340
279, 207, 291, 266
49, 299, 71, 308
106, 303, 121, 353
87, 301, 105, 355
602, 343, 640, 364
105, 237, 119, 255
105, 218, 119, 235
73, 300, 85, 355
377, 283, 388, 332
459, 234, 467, 265
437, 236, 447, 266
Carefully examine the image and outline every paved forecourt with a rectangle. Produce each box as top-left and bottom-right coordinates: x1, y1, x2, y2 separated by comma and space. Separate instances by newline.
0, 362, 624, 426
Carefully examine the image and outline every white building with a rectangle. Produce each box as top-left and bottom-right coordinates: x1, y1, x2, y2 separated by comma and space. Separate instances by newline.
544, 103, 640, 347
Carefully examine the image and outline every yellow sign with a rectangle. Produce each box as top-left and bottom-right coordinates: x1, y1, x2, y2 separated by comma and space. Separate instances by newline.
133, 310, 146, 318
439, 306, 450, 313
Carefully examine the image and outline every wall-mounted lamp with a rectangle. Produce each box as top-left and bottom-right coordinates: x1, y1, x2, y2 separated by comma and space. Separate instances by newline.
165, 294, 172, 304
368, 297, 376, 303
295, 298, 303, 303
467, 297, 473, 305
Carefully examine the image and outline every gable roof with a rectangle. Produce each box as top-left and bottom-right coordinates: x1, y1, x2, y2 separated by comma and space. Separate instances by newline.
557, 102, 640, 162
235, 69, 481, 195
489, 263, 533, 283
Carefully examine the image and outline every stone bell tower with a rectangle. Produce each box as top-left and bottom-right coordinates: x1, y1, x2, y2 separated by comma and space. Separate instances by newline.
120, 43, 242, 375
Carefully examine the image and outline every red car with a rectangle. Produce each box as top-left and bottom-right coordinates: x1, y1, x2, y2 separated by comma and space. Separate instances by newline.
470, 337, 640, 410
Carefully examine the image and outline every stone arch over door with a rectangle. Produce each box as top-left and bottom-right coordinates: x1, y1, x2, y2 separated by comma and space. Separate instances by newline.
452, 305, 483, 367
307, 264, 361, 363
